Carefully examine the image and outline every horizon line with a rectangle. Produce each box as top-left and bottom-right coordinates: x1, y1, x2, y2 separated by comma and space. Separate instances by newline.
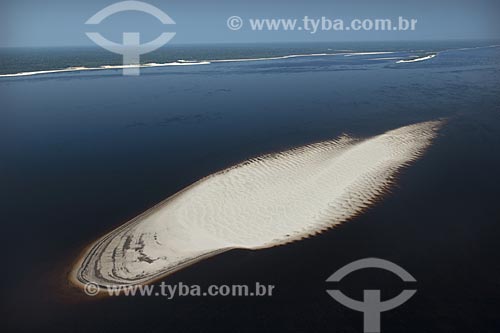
1, 37, 500, 49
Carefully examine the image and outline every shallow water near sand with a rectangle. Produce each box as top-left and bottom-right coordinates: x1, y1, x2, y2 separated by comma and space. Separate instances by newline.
1, 41, 500, 332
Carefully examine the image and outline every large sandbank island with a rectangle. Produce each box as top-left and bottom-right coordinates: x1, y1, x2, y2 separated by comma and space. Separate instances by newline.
71, 121, 441, 290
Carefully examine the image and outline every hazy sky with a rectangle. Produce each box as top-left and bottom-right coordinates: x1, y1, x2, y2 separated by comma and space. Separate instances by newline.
1, 0, 499, 47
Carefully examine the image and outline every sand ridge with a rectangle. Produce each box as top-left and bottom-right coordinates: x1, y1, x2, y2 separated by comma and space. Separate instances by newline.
72, 121, 441, 288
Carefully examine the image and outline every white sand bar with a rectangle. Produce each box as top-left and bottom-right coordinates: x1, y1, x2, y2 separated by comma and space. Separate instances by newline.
73, 121, 441, 288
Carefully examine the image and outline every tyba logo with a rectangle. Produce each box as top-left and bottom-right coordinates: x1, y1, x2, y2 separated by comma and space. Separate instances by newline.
85, 1, 176, 75
326, 258, 417, 333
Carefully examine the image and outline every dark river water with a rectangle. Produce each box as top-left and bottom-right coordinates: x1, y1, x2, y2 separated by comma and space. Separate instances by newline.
1, 42, 499, 332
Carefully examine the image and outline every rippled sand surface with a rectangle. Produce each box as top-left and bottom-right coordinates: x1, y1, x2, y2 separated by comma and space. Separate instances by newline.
73, 121, 441, 288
